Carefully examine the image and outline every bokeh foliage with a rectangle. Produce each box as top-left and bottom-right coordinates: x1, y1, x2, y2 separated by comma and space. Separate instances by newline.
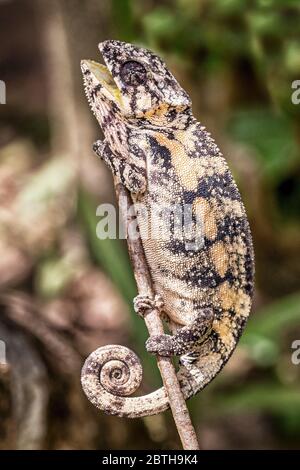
0, 0, 299, 449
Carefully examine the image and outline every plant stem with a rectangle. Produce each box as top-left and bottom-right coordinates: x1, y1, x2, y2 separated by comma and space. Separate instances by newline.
116, 182, 200, 450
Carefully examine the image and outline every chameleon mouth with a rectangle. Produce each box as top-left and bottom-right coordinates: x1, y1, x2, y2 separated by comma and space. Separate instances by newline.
81, 59, 122, 107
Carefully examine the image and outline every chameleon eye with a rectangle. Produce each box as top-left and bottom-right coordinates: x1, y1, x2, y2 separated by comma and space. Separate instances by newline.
120, 61, 147, 86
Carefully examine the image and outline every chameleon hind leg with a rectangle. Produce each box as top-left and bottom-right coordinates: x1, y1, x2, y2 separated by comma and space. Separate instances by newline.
145, 308, 214, 357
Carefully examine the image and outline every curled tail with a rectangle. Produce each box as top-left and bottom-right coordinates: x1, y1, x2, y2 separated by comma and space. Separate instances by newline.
81, 340, 230, 418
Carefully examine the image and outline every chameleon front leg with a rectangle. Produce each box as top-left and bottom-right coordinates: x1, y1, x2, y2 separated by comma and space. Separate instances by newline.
133, 294, 164, 316
93, 139, 147, 194
145, 308, 214, 357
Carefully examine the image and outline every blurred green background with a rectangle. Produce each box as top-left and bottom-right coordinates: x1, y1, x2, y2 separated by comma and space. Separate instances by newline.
0, 0, 300, 449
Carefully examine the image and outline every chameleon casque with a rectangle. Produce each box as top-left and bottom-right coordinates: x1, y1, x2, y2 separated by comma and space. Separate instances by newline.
81, 40, 254, 418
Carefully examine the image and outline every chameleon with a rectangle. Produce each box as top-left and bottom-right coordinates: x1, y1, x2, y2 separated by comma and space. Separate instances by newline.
81, 40, 254, 417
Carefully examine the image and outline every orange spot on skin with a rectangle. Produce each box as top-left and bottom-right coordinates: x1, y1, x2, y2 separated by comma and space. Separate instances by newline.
144, 108, 155, 119
218, 281, 237, 310
144, 103, 170, 120
213, 316, 235, 349
153, 133, 202, 190
151, 133, 227, 191
210, 241, 228, 277
193, 197, 217, 240
217, 282, 251, 318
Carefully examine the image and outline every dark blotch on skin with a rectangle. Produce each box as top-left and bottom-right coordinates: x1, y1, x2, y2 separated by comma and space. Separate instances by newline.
244, 251, 255, 296
215, 215, 247, 244
149, 136, 172, 170
180, 263, 237, 290
198, 171, 240, 201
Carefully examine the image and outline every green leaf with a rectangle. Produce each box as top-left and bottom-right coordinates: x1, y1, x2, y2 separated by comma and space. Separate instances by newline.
228, 109, 299, 183
213, 384, 300, 415
143, 8, 179, 36
112, 0, 135, 42
243, 291, 300, 340
241, 292, 300, 364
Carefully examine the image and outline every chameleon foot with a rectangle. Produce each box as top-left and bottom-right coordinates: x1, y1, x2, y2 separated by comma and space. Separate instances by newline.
147, 308, 214, 357
133, 294, 164, 318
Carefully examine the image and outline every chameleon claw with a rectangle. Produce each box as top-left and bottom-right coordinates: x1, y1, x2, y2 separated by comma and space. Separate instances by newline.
180, 351, 199, 366
133, 294, 164, 318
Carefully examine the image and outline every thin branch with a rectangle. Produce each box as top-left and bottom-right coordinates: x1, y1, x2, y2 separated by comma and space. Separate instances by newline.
115, 182, 200, 450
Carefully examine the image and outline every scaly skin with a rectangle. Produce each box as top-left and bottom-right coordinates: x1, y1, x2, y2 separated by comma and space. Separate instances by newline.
81, 40, 254, 417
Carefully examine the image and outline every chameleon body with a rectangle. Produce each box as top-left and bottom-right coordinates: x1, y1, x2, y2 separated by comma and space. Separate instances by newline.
81, 40, 254, 417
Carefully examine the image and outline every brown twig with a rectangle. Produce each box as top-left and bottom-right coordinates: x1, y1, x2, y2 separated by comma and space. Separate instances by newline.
115, 182, 200, 450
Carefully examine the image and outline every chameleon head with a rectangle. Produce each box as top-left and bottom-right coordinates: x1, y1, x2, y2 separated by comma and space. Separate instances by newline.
81, 39, 191, 124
